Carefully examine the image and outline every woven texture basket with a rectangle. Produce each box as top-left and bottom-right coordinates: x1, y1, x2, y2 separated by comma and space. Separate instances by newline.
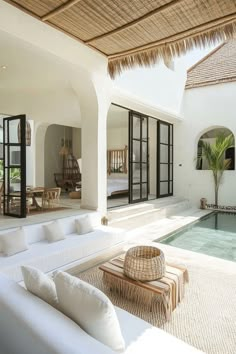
124, 246, 165, 282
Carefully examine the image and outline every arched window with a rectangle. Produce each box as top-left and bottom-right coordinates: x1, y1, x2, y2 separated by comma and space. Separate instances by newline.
196, 127, 235, 170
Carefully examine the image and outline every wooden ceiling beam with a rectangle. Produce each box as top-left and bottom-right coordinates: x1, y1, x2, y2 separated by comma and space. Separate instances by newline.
108, 13, 236, 59
42, 0, 83, 22
85, 0, 183, 44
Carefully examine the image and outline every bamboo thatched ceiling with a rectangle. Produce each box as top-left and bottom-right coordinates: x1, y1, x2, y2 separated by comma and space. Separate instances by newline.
4, 0, 236, 78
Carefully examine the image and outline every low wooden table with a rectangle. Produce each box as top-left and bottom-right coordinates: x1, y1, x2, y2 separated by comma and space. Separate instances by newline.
99, 256, 189, 320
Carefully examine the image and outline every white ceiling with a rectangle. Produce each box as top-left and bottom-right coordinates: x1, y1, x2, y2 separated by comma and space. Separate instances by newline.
0, 30, 76, 91
0, 30, 84, 127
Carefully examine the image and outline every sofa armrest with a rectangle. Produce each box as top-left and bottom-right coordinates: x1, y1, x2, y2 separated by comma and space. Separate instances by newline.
0, 274, 114, 354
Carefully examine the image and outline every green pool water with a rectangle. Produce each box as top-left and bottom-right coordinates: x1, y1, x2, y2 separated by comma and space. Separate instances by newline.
159, 212, 236, 262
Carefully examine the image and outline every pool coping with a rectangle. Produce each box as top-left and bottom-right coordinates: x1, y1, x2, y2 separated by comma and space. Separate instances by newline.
156, 210, 215, 243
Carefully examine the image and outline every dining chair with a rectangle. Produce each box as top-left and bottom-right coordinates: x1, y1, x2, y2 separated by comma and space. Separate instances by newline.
42, 188, 61, 209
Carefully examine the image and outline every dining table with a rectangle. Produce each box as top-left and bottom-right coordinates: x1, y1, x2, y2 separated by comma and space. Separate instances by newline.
26, 188, 45, 211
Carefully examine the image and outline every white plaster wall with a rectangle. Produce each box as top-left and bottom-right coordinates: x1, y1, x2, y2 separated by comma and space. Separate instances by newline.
107, 128, 128, 150
175, 82, 236, 207
0, 88, 81, 127
114, 63, 186, 114
44, 125, 72, 188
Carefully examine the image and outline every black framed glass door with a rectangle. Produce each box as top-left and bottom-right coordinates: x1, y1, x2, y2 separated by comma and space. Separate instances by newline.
129, 112, 149, 203
3, 115, 26, 218
157, 121, 173, 197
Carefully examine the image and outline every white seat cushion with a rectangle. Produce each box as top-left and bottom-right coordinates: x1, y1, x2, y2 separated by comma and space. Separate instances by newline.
115, 307, 203, 354
21, 265, 58, 307
55, 272, 125, 352
0, 227, 124, 282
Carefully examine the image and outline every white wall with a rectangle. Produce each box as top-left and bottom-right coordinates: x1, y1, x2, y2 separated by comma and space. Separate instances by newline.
44, 125, 72, 188
175, 82, 236, 207
107, 127, 128, 150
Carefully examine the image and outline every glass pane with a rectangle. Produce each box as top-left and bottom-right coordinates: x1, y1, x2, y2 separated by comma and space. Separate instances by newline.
133, 140, 140, 162
142, 117, 147, 140
10, 167, 21, 192
133, 116, 140, 139
0, 144, 3, 159
170, 146, 173, 163
4, 122, 8, 143
160, 144, 168, 163
169, 181, 173, 194
160, 124, 168, 144
170, 164, 173, 180
9, 120, 19, 144
9, 197, 21, 215
132, 184, 140, 200
160, 182, 168, 195
142, 183, 147, 199
10, 146, 21, 165
132, 163, 140, 183
142, 163, 147, 182
170, 125, 173, 145
160, 164, 168, 181
142, 142, 147, 162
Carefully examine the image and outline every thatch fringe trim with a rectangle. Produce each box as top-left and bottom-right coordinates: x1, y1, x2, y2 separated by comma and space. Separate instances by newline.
108, 21, 236, 79
102, 272, 172, 320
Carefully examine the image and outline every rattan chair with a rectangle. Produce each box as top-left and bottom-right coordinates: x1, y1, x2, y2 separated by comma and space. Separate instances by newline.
42, 188, 61, 209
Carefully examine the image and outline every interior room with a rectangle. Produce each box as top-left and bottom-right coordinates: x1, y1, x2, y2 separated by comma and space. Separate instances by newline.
107, 104, 173, 208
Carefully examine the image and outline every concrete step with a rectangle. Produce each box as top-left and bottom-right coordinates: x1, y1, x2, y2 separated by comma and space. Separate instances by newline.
109, 198, 191, 230
108, 202, 154, 221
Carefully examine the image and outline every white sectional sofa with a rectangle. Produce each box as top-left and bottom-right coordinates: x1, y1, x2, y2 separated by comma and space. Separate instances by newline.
0, 212, 125, 282
0, 273, 203, 354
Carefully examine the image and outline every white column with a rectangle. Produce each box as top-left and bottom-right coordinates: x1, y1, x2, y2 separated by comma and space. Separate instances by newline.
35, 123, 49, 187
71, 73, 111, 214
80, 97, 110, 212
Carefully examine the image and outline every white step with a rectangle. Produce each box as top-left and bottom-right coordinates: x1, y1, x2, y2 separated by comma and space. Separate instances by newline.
108, 202, 154, 221
108, 198, 191, 230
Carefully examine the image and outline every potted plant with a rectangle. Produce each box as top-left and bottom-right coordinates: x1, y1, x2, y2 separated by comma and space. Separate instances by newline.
198, 133, 234, 207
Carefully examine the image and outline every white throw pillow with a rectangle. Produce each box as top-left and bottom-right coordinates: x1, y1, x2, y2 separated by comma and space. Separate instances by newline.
55, 272, 125, 352
0, 228, 28, 256
43, 220, 65, 243
75, 215, 94, 235
21, 266, 58, 308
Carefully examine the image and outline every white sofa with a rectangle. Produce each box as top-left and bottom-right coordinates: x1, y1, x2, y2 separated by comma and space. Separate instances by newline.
0, 273, 203, 354
0, 212, 125, 283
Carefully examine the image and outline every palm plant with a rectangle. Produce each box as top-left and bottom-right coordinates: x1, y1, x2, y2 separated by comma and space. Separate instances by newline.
199, 133, 234, 206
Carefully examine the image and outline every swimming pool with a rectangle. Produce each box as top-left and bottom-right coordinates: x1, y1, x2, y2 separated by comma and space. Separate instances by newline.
158, 212, 236, 262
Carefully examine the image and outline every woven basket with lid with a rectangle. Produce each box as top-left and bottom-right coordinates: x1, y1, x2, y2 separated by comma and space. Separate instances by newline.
124, 246, 165, 282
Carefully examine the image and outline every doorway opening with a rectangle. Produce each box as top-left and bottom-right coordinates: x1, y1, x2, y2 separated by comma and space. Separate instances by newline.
2, 115, 27, 218
107, 104, 174, 208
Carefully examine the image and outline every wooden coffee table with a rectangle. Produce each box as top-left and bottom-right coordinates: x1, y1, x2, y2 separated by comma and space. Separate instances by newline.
99, 256, 189, 320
